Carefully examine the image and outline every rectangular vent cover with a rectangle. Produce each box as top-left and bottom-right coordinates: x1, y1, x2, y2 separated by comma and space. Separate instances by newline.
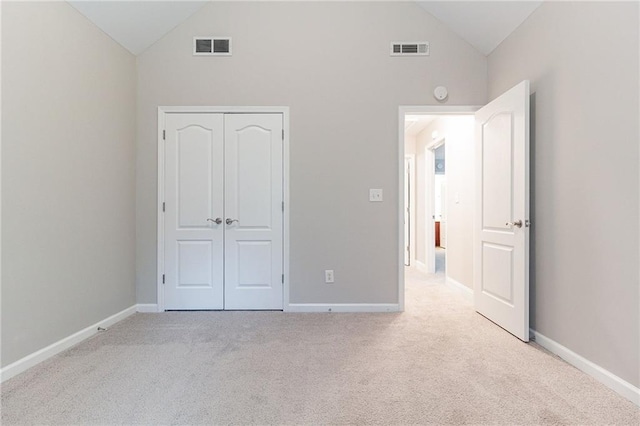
193, 37, 232, 56
390, 42, 429, 56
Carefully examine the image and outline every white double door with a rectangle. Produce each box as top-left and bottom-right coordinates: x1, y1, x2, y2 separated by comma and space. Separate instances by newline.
163, 113, 284, 310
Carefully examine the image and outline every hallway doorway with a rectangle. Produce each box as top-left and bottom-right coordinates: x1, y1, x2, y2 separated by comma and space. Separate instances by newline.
399, 107, 477, 309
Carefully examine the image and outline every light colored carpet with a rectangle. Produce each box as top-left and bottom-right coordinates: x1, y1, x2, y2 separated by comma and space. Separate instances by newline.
2, 269, 639, 425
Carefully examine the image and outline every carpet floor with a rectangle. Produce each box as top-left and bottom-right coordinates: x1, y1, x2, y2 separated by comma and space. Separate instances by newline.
2, 268, 639, 425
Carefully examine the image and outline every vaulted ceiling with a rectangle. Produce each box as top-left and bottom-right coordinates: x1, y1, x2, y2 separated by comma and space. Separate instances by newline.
68, 1, 542, 56
68, 1, 209, 55
416, 1, 542, 54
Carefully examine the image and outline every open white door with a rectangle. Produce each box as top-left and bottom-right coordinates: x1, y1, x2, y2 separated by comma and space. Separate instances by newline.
474, 80, 530, 341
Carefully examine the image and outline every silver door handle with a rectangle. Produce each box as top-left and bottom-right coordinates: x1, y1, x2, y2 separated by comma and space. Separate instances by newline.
226, 218, 239, 225
207, 218, 222, 225
506, 220, 523, 228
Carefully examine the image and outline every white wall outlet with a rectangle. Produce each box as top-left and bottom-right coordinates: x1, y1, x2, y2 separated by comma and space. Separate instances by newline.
325, 269, 334, 283
369, 189, 383, 202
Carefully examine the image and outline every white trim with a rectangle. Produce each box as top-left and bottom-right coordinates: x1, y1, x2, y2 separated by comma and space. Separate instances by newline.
286, 304, 399, 313
158, 106, 289, 114
0, 305, 137, 383
0, 1, 3, 372
157, 108, 166, 311
398, 106, 481, 313
136, 304, 160, 313
531, 330, 640, 406
445, 276, 473, 301
414, 260, 430, 275
283, 111, 291, 309
157, 106, 290, 311
424, 138, 445, 274
404, 154, 415, 267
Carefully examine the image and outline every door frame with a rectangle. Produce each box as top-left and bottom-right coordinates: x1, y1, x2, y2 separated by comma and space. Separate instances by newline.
397, 106, 480, 311
404, 154, 415, 266
157, 106, 290, 312
424, 136, 444, 274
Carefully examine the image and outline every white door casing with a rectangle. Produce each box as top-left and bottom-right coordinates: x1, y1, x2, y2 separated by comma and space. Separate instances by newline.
404, 157, 411, 266
424, 138, 443, 273
439, 178, 447, 249
159, 109, 286, 311
164, 113, 225, 310
474, 80, 530, 341
224, 114, 284, 310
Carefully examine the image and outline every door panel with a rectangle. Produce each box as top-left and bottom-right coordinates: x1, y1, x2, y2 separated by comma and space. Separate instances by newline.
224, 114, 284, 310
482, 112, 513, 230
177, 127, 215, 227
481, 243, 514, 304
474, 80, 530, 341
235, 126, 273, 227
236, 241, 272, 288
164, 113, 225, 310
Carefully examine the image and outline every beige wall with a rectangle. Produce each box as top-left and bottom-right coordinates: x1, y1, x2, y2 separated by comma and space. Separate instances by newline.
488, 1, 639, 387
136, 1, 487, 304
405, 135, 417, 157
1, 2, 137, 366
415, 116, 474, 287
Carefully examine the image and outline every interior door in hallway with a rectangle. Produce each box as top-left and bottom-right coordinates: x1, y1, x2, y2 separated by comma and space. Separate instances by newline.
224, 114, 284, 310
164, 113, 225, 310
474, 80, 530, 341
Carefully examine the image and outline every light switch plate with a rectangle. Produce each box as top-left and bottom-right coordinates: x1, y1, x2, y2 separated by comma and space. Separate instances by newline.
325, 270, 334, 283
369, 189, 383, 202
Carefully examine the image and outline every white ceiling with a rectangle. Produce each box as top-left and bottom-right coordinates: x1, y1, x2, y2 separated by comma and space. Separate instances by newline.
417, 1, 542, 55
67, 1, 542, 57
68, 1, 208, 55
404, 115, 437, 137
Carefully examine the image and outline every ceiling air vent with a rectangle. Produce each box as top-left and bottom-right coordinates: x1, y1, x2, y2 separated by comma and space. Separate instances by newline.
193, 37, 232, 56
390, 41, 429, 56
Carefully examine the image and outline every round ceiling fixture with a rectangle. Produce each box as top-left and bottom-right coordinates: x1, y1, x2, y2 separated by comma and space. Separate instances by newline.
434, 86, 448, 102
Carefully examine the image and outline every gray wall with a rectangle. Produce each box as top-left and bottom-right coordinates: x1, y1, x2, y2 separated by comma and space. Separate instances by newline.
1, 2, 137, 367
488, 1, 639, 387
136, 1, 487, 304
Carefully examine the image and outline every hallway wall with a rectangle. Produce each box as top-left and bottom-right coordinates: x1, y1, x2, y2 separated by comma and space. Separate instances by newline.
488, 1, 639, 387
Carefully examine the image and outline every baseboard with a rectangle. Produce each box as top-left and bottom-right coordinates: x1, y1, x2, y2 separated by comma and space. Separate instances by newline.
445, 276, 473, 301
415, 260, 430, 275
0, 305, 137, 383
286, 303, 399, 313
136, 303, 159, 313
531, 330, 640, 406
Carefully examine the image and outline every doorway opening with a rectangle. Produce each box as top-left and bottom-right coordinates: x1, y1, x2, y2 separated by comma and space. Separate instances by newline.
433, 142, 446, 274
398, 107, 478, 311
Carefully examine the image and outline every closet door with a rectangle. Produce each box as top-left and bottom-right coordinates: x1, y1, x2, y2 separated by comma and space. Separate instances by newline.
164, 113, 225, 310
224, 114, 284, 310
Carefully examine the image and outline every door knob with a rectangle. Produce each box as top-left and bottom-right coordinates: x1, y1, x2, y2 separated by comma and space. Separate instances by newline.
207, 218, 222, 225
506, 220, 523, 228
226, 218, 239, 225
